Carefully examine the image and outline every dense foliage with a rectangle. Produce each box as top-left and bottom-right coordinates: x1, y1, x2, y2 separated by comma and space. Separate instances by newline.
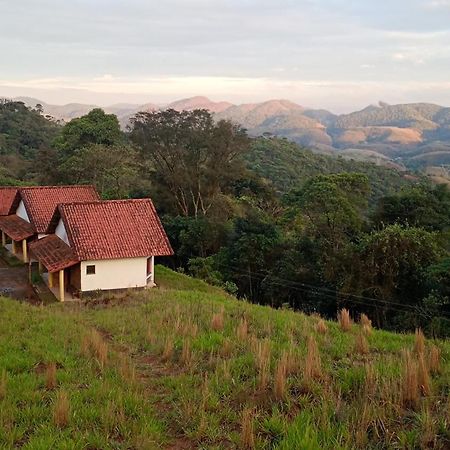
1, 100, 449, 335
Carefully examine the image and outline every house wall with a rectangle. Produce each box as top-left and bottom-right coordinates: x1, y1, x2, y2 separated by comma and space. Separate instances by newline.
80, 257, 151, 292
16, 200, 30, 222
55, 219, 69, 245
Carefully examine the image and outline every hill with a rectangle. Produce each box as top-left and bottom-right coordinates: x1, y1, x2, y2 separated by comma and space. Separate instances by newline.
10, 96, 450, 173
246, 138, 414, 201
1, 266, 449, 449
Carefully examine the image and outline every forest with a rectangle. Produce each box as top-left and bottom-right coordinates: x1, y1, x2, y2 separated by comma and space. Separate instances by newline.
1, 99, 449, 336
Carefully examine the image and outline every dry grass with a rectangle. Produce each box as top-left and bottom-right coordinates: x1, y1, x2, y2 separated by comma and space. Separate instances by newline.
53, 390, 70, 428
355, 331, 369, 355
364, 363, 377, 397
237, 317, 248, 341
119, 354, 136, 383
305, 336, 322, 381
414, 329, 425, 355
360, 313, 372, 335
402, 350, 419, 408
428, 345, 441, 375
211, 307, 225, 331
337, 308, 352, 332
181, 337, 192, 367
274, 351, 288, 401
255, 339, 271, 391
146, 325, 155, 345
161, 336, 174, 361
241, 408, 255, 449
45, 362, 57, 390
315, 319, 328, 334
220, 337, 233, 358
82, 329, 108, 371
0, 369, 6, 400
418, 354, 431, 396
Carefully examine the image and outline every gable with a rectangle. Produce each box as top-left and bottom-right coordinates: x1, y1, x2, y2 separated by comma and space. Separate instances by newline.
16, 200, 30, 223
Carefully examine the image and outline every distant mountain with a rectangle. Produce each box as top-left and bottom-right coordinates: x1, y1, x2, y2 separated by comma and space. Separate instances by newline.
10, 96, 450, 173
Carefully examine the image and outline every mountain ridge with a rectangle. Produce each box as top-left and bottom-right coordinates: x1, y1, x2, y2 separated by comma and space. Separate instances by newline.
9, 95, 450, 171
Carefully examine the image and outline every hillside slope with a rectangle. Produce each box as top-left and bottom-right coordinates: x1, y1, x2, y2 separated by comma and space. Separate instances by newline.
1, 266, 449, 449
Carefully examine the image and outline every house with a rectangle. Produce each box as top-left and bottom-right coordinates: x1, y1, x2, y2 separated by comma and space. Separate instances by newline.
29, 199, 173, 301
0, 185, 99, 262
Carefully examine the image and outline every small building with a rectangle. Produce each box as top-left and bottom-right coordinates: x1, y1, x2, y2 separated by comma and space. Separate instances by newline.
0, 185, 99, 262
29, 199, 173, 301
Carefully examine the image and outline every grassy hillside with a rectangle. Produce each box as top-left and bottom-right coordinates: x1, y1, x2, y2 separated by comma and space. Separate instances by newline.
246, 138, 414, 201
1, 266, 449, 449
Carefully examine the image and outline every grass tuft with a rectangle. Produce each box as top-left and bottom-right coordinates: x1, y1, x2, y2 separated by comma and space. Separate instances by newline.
237, 317, 249, 341
418, 353, 431, 396
315, 318, 327, 334
337, 308, 352, 332
428, 345, 441, 375
211, 307, 225, 331
241, 407, 255, 449
0, 369, 6, 399
45, 362, 57, 390
274, 351, 288, 401
414, 328, 425, 355
53, 390, 70, 428
355, 331, 369, 355
162, 336, 174, 361
402, 350, 419, 409
305, 335, 322, 382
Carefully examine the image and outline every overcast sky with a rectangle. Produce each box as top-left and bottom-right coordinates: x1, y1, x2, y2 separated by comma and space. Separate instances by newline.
1, 0, 449, 112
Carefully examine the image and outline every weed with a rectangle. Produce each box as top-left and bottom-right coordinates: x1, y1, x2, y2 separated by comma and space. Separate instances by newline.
305, 336, 322, 381
315, 319, 327, 334
241, 407, 255, 449
414, 329, 425, 355
211, 307, 225, 331
402, 350, 419, 409
45, 362, 57, 390
274, 351, 288, 401
0, 369, 6, 399
428, 345, 441, 374
237, 317, 248, 340
355, 331, 369, 355
337, 308, 352, 332
162, 336, 174, 361
53, 390, 70, 428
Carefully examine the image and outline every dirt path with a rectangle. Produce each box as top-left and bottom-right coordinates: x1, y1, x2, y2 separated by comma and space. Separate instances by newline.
0, 261, 37, 302
96, 328, 197, 450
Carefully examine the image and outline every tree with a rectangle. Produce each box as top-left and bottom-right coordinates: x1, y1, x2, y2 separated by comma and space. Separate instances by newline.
373, 184, 450, 232
344, 224, 442, 327
59, 144, 141, 199
130, 109, 250, 217
56, 108, 123, 155
287, 173, 370, 283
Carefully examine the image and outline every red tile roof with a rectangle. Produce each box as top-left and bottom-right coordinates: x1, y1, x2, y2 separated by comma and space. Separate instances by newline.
59, 199, 173, 260
0, 187, 19, 216
29, 235, 79, 273
18, 186, 99, 234
0, 215, 35, 241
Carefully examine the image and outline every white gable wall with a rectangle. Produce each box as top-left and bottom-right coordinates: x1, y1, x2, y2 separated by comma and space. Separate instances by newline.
80, 257, 150, 292
55, 218, 69, 245
16, 200, 30, 223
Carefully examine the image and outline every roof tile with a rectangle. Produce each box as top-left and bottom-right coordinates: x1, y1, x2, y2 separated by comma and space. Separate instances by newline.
0, 214, 35, 241
0, 187, 19, 216
59, 199, 173, 260
19, 185, 99, 234
29, 235, 79, 272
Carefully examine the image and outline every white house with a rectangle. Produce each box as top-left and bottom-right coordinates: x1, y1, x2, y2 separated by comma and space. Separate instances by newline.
0, 185, 99, 262
29, 199, 173, 301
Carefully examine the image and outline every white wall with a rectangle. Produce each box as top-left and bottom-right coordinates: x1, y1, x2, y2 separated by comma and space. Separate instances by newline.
80, 257, 151, 292
16, 200, 30, 222
55, 219, 69, 245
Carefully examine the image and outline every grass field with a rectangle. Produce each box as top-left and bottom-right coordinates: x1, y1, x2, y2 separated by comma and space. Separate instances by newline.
1, 266, 449, 449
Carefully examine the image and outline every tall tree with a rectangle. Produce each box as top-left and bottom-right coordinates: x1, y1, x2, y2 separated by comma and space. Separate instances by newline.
56, 108, 123, 156
130, 109, 250, 217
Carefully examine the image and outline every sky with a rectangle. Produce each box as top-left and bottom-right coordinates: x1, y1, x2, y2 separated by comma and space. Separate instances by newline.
0, 0, 449, 112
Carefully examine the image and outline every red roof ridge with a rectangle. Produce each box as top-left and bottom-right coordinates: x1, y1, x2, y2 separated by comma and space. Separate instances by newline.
59, 198, 153, 207
19, 184, 97, 190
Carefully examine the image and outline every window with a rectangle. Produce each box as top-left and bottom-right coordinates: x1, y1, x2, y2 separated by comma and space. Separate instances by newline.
86, 265, 96, 275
